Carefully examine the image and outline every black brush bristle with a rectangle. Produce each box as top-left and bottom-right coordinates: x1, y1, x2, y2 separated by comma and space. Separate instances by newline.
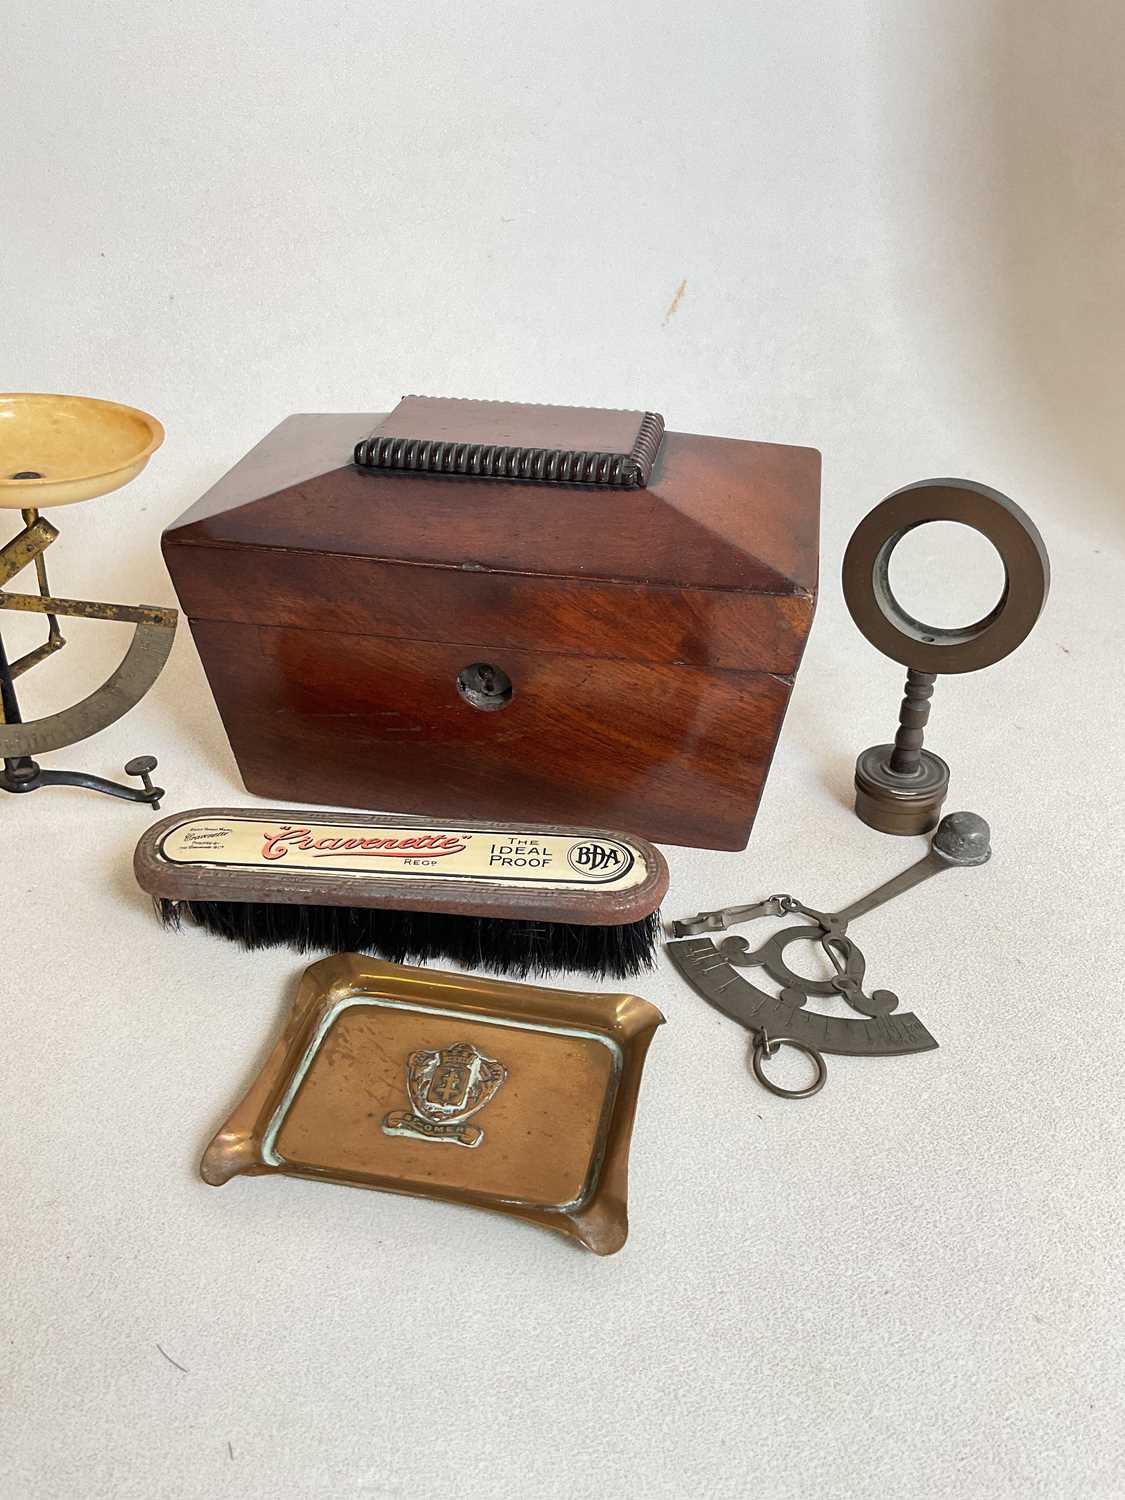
157, 897, 659, 979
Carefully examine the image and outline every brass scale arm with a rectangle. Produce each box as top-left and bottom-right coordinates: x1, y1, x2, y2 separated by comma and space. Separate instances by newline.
0, 513, 63, 681
0, 510, 177, 757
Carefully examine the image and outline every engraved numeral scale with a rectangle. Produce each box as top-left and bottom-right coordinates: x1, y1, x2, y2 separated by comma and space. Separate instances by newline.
666, 812, 992, 1097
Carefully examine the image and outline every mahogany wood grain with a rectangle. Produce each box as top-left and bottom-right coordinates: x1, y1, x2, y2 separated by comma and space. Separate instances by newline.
167, 415, 819, 597
165, 542, 813, 674
187, 619, 794, 850
163, 411, 820, 850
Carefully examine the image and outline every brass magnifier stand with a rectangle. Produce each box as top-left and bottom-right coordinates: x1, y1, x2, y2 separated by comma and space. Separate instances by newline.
0, 393, 177, 808
843, 478, 1050, 833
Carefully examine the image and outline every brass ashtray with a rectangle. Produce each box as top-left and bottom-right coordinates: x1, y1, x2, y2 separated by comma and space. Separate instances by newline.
202, 955, 665, 1254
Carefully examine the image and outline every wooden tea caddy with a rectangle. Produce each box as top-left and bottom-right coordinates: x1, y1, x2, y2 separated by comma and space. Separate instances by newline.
163, 398, 820, 850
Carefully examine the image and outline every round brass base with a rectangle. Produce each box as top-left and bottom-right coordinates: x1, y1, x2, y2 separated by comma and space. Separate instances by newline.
854, 744, 950, 836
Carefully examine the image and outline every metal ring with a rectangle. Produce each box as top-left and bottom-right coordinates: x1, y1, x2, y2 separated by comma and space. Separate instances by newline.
842, 479, 1050, 674
751, 1037, 827, 1099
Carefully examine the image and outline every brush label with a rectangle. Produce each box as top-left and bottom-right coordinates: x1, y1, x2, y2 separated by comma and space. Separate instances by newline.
158, 817, 648, 891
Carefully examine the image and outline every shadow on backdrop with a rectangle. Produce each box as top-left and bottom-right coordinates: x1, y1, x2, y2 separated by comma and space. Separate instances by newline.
870, 1, 1125, 531
990, 0, 1125, 525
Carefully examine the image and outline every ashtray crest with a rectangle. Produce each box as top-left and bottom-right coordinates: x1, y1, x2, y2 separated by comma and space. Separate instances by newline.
384, 1040, 507, 1148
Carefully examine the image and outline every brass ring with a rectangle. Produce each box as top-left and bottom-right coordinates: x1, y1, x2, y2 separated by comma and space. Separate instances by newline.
751, 1037, 827, 1099
842, 479, 1050, 674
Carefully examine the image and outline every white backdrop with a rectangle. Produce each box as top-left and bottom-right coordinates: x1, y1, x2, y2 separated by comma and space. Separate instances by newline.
2, 3, 1123, 1497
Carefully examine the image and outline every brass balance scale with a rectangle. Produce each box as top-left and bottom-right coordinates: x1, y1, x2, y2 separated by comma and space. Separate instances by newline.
0, 393, 177, 807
